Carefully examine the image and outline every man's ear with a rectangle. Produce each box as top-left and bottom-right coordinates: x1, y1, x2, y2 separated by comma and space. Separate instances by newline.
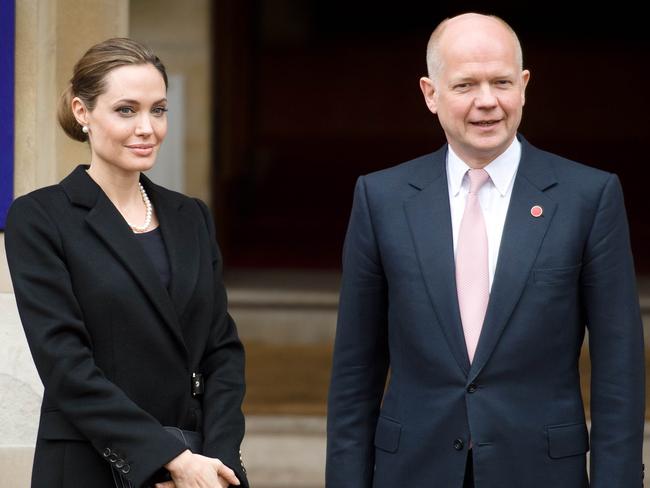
71, 97, 90, 126
520, 69, 530, 106
419, 76, 438, 114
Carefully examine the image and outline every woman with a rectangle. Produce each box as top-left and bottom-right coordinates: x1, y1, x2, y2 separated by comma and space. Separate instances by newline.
5, 38, 248, 488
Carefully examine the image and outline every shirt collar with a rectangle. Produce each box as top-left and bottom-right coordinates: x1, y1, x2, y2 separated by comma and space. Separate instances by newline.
447, 138, 521, 197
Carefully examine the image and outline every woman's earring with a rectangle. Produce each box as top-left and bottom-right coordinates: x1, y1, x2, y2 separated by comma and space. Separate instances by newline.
82, 125, 89, 134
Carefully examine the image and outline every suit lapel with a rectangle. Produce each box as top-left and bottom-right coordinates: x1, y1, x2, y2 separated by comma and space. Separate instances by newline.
61, 167, 190, 358
144, 177, 200, 321
469, 138, 558, 378
404, 148, 471, 375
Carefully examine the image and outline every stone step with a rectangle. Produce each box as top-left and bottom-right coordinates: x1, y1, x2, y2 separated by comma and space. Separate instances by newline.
242, 416, 326, 488
226, 270, 339, 344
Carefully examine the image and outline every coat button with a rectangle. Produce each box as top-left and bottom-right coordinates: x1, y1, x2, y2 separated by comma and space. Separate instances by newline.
115, 459, 125, 468
121, 464, 131, 474
467, 383, 478, 393
102, 448, 112, 457
108, 453, 118, 463
453, 438, 464, 451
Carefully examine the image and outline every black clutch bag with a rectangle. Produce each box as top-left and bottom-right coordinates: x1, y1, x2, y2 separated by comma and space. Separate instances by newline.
111, 427, 203, 488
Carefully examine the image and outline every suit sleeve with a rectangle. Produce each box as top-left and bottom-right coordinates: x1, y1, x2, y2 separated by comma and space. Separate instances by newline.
4, 194, 186, 487
194, 198, 249, 488
326, 176, 390, 488
580, 174, 645, 487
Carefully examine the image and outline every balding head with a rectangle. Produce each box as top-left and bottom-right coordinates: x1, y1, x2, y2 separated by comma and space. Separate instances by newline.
426, 13, 523, 83
418, 12, 530, 167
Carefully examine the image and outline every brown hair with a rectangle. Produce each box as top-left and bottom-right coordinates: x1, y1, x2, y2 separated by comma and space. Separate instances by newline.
57, 38, 168, 142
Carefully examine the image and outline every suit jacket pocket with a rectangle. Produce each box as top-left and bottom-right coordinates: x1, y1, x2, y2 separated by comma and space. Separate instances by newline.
532, 264, 581, 286
374, 416, 402, 453
546, 422, 589, 459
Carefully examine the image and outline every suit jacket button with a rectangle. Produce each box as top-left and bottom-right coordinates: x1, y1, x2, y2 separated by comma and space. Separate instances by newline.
121, 464, 131, 474
115, 459, 125, 468
108, 453, 118, 463
453, 439, 464, 451
102, 448, 112, 457
467, 383, 478, 393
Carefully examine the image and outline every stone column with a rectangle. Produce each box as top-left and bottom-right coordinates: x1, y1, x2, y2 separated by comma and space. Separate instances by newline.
0, 1, 128, 485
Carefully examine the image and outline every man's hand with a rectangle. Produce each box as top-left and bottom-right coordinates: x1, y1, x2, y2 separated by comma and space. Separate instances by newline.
155, 449, 240, 487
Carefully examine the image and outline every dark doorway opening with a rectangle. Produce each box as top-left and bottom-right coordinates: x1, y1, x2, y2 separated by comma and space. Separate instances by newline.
212, 1, 649, 272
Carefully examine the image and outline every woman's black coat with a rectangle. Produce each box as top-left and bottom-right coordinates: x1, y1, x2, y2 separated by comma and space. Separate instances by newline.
5, 165, 248, 487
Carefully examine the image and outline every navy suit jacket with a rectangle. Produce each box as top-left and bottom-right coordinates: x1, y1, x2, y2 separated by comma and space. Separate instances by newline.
326, 136, 645, 487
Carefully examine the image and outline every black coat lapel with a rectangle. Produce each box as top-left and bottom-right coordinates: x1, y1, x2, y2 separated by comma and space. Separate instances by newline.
144, 177, 200, 322
404, 149, 470, 375
469, 138, 558, 378
61, 167, 189, 357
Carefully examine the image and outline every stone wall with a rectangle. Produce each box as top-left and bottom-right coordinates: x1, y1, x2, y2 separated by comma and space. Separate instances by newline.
130, 0, 213, 203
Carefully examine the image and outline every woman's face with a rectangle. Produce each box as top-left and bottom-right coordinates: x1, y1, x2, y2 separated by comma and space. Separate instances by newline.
75, 63, 168, 175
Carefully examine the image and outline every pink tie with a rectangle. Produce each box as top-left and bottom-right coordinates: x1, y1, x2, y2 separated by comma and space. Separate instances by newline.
456, 169, 490, 363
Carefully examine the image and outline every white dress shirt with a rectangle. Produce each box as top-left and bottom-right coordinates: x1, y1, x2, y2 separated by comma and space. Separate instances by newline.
446, 138, 521, 290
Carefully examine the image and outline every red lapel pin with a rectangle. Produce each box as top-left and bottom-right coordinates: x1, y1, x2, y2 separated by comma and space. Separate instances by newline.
530, 205, 543, 218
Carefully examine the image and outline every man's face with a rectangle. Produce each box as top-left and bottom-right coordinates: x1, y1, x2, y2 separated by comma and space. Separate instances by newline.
420, 17, 530, 167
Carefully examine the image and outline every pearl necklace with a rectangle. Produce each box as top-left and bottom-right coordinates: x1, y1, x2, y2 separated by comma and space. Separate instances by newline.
128, 182, 153, 233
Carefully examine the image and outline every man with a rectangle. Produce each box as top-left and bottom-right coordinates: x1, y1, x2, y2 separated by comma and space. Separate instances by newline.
326, 13, 644, 488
